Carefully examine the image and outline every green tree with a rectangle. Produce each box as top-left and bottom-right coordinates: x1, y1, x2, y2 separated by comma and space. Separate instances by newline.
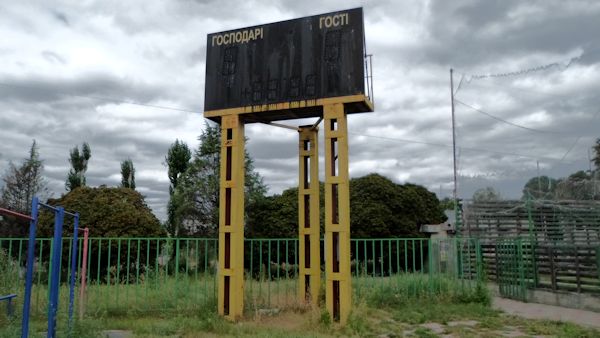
246, 174, 444, 239
165, 139, 192, 236
174, 122, 266, 237
120, 159, 136, 189
36, 186, 165, 281
472, 187, 501, 202
0, 140, 48, 237
37, 186, 165, 238
246, 184, 325, 238
592, 138, 600, 170
554, 171, 594, 200
439, 197, 455, 211
522, 176, 557, 200
66, 142, 91, 191
350, 174, 445, 238
1, 140, 48, 213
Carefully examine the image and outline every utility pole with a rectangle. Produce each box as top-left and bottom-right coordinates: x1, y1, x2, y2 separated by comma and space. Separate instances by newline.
450, 69, 459, 231
589, 148, 597, 199
450, 69, 458, 206
537, 160, 541, 198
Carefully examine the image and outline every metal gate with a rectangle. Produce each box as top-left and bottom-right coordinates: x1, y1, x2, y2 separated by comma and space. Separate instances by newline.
495, 238, 536, 301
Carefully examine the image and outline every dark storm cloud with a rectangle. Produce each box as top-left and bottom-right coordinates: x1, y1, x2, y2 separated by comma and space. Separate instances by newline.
51, 11, 70, 26
0, 73, 166, 104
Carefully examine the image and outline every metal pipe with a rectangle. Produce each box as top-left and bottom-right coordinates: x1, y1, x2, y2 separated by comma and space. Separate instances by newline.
79, 228, 89, 319
64, 210, 78, 218
47, 207, 64, 338
20, 197, 38, 338
68, 213, 80, 331
0, 207, 33, 221
261, 121, 301, 131
38, 202, 59, 212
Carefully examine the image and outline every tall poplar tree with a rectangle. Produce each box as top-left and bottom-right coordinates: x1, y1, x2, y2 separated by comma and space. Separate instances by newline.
165, 139, 191, 236
120, 159, 136, 189
65, 142, 91, 191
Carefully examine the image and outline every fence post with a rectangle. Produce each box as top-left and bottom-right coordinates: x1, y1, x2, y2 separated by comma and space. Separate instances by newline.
548, 246, 557, 292
428, 238, 433, 292
516, 238, 527, 301
475, 239, 483, 282
596, 246, 600, 281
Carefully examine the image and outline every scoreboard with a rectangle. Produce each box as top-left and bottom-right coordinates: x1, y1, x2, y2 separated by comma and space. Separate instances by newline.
204, 8, 366, 114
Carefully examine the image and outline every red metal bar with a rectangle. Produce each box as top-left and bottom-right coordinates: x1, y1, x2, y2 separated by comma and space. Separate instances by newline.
79, 228, 89, 319
0, 207, 33, 221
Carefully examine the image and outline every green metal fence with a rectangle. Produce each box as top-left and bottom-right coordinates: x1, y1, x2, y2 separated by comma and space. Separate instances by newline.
0, 237, 481, 317
495, 238, 537, 301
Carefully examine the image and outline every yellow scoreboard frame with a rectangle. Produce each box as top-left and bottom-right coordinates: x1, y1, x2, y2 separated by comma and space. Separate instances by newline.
204, 8, 373, 325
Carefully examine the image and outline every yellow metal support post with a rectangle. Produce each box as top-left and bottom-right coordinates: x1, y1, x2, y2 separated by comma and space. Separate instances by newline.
298, 126, 320, 305
218, 114, 245, 320
324, 103, 351, 324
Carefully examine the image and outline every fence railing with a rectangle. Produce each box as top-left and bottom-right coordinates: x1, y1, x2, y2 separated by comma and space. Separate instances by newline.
0, 237, 481, 317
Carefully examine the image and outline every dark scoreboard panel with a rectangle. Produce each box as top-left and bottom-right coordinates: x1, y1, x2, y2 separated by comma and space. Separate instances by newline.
204, 8, 365, 112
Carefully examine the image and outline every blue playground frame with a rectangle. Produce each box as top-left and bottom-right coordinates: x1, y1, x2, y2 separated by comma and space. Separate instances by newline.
1, 196, 80, 338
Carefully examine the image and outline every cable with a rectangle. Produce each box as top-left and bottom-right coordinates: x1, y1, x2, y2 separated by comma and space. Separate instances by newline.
0, 82, 200, 114
457, 54, 581, 83
456, 80, 575, 99
347, 131, 577, 162
455, 99, 565, 135
558, 109, 600, 161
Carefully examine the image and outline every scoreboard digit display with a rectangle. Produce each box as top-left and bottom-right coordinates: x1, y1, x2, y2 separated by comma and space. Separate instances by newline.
204, 8, 366, 115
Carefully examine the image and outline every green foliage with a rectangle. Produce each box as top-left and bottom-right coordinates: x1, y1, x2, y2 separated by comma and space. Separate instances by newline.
0, 249, 19, 295
120, 158, 136, 189
362, 274, 490, 309
66, 142, 91, 191
165, 139, 192, 236
37, 186, 164, 238
555, 170, 597, 200
247, 173, 445, 238
1, 140, 48, 237
173, 122, 266, 237
1, 140, 47, 213
522, 176, 557, 199
350, 174, 446, 238
319, 309, 332, 327
246, 185, 325, 238
472, 186, 501, 202
521, 137, 600, 201
439, 197, 455, 211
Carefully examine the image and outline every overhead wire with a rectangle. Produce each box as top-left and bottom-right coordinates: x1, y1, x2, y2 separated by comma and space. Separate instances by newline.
558, 108, 600, 162
347, 131, 577, 162
454, 99, 565, 135
0, 77, 592, 170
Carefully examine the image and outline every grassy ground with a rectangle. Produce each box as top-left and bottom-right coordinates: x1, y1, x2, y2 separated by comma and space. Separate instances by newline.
1, 275, 599, 337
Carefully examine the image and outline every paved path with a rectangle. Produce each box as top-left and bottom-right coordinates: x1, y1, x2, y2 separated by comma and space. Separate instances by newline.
493, 297, 600, 329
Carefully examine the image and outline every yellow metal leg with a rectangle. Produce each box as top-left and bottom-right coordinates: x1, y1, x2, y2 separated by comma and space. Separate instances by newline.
298, 126, 321, 306
218, 115, 245, 320
324, 103, 351, 324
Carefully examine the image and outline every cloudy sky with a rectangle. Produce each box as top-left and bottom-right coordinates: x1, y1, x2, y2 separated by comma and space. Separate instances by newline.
1, 0, 599, 220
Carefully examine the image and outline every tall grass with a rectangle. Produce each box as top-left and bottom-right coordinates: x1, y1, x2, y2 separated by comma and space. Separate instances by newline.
358, 273, 490, 308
